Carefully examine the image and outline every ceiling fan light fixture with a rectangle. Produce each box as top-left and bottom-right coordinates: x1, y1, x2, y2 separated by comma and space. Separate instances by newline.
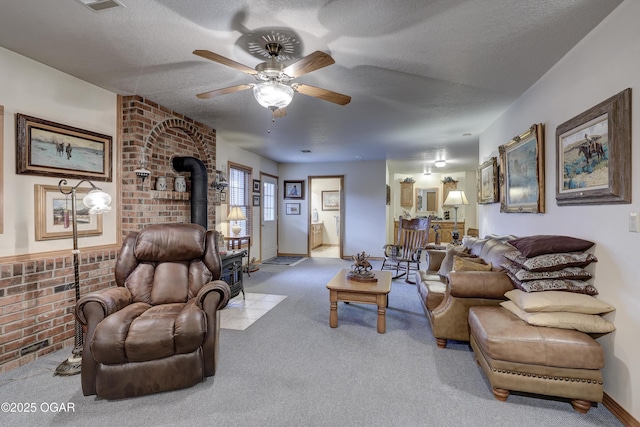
434, 160, 446, 168
253, 81, 294, 110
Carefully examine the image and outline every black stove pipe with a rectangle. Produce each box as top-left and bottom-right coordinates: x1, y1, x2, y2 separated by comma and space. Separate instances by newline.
172, 156, 208, 229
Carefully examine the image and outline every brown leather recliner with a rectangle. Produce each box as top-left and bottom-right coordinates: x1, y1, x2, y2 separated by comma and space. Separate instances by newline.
75, 223, 231, 399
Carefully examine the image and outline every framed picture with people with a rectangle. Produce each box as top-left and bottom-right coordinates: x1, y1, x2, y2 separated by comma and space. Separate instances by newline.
284, 180, 304, 199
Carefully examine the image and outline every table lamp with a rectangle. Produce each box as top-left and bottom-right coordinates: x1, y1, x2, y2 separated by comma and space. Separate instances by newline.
442, 190, 469, 245
227, 206, 247, 236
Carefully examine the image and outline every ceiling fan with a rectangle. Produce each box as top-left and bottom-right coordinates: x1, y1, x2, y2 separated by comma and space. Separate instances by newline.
193, 42, 351, 117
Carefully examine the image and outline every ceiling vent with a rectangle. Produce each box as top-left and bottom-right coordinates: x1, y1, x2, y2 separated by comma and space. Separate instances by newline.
76, 0, 125, 12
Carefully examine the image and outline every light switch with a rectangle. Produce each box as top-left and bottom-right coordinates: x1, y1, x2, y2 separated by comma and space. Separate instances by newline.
629, 212, 640, 232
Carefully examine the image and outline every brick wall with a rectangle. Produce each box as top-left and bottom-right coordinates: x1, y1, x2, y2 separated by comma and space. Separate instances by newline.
0, 249, 117, 374
121, 95, 217, 237
0, 96, 217, 373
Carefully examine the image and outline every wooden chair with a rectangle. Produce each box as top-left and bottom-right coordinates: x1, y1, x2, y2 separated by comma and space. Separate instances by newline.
382, 216, 431, 283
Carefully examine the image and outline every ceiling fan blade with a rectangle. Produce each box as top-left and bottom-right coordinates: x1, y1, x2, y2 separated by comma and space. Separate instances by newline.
272, 107, 287, 118
193, 50, 257, 75
283, 51, 335, 78
196, 84, 253, 99
293, 84, 351, 105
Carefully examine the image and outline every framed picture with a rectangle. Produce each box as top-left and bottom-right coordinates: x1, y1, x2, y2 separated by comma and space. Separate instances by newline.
499, 123, 545, 213
34, 184, 103, 241
477, 157, 499, 204
322, 190, 340, 211
17, 114, 112, 181
253, 179, 261, 193
212, 191, 221, 205
556, 88, 631, 206
253, 194, 260, 207
220, 191, 227, 203
286, 203, 300, 215
386, 184, 390, 206
284, 180, 304, 199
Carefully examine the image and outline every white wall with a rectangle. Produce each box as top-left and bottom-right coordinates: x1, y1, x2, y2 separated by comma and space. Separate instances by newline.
215, 138, 279, 260
279, 161, 386, 257
0, 46, 118, 257
479, 0, 638, 418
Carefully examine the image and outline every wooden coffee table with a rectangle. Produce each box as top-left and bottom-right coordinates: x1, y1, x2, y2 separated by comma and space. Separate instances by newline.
326, 269, 392, 333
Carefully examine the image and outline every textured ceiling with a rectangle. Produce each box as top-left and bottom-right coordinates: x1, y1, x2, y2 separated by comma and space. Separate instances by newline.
0, 0, 623, 174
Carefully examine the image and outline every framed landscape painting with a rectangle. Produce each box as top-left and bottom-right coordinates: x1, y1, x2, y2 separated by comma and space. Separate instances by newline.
556, 88, 631, 205
17, 114, 112, 181
322, 190, 340, 211
477, 157, 499, 204
499, 124, 545, 213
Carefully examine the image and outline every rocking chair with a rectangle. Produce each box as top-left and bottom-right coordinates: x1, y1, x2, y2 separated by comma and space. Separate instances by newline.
381, 216, 431, 283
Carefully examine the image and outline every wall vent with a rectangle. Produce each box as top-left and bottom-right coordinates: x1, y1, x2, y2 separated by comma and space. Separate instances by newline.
76, 0, 125, 13
20, 339, 50, 356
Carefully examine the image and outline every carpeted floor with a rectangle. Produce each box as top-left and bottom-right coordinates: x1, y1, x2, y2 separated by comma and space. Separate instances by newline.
0, 258, 622, 426
261, 256, 307, 266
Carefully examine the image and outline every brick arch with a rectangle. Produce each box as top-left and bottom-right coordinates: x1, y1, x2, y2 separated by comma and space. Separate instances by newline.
144, 118, 215, 174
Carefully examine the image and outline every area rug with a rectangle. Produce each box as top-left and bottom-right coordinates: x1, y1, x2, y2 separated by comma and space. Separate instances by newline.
262, 256, 307, 266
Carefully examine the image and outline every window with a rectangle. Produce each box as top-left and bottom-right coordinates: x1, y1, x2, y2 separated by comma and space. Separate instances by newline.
263, 180, 276, 222
228, 163, 252, 237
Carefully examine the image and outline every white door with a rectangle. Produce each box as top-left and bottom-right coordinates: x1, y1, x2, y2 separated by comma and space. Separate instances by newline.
261, 174, 278, 261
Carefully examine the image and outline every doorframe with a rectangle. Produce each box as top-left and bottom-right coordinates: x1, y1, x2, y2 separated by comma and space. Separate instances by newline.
259, 172, 279, 262
308, 175, 344, 259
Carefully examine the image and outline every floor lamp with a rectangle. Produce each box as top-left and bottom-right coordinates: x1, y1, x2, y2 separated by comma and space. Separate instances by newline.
54, 179, 112, 376
442, 190, 469, 245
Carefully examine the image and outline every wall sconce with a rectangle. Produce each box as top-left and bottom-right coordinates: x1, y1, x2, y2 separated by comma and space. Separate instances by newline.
135, 159, 151, 182
54, 179, 112, 376
213, 170, 228, 191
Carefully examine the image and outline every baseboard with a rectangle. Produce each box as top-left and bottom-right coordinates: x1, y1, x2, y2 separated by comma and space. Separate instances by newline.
604, 392, 640, 427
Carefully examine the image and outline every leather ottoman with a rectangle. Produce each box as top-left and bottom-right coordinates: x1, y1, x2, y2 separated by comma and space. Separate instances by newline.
468, 306, 604, 413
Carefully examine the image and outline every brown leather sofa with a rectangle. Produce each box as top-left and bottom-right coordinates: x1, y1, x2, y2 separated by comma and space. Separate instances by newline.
75, 223, 231, 399
415, 235, 516, 348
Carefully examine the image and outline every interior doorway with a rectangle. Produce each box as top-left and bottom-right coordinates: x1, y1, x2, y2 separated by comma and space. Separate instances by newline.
309, 175, 344, 259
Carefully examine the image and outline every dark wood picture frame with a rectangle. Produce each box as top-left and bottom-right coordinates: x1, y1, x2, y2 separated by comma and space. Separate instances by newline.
556, 88, 631, 206
16, 113, 112, 181
284, 180, 304, 199
499, 123, 545, 213
253, 194, 260, 207
477, 157, 499, 204
253, 179, 261, 193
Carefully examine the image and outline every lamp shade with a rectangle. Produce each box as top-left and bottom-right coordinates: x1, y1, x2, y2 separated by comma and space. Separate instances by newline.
443, 190, 469, 207
83, 188, 112, 214
253, 81, 294, 110
227, 206, 247, 221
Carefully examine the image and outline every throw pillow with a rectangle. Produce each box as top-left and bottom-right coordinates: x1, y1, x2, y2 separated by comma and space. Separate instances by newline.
453, 256, 492, 272
502, 263, 592, 281
500, 301, 615, 334
437, 245, 475, 278
508, 235, 594, 258
504, 289, 614, 314
503, 250, 597, 272
505, 270, 599, 295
